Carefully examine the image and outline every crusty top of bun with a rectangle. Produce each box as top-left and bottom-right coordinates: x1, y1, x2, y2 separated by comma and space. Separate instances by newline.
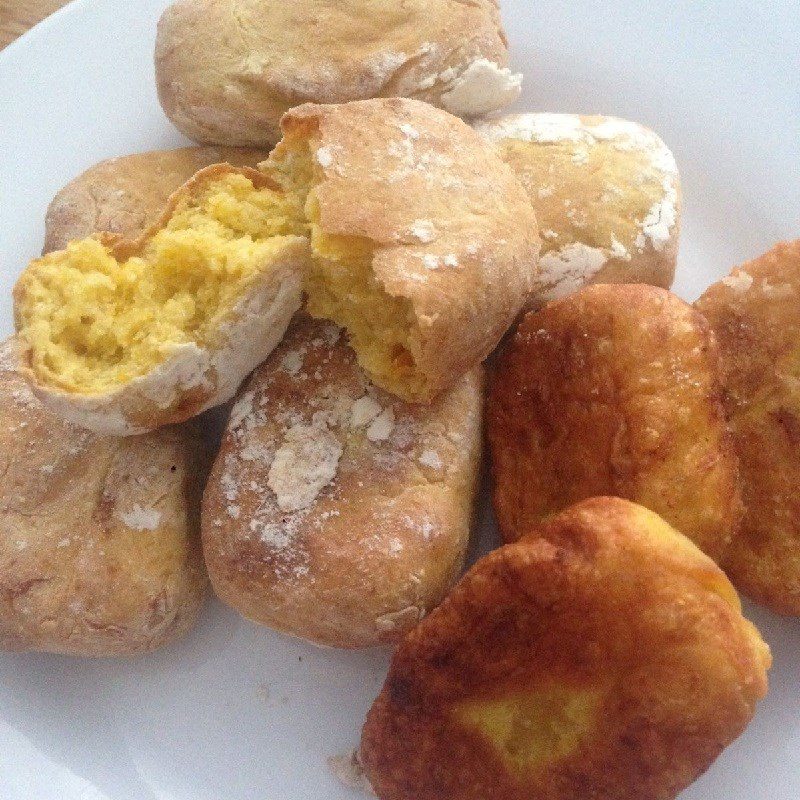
156, 0, 519, 146
475, 114, 681, 307
0, 337, 208, 656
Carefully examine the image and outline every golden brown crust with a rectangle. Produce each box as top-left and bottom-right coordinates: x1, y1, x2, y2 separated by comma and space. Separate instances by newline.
487, 284, 741, 561
280, 98, 538, 402
155, 0, 517, 147
474, 114, 680, 310
0, 337, 209, 656
360, 497, 770, 800
201, 315, 483, 647
695, 241, 800, 614
43, 146, 271, 253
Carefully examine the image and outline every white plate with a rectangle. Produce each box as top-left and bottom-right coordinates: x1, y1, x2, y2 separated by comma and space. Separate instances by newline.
1, 1, 799, 798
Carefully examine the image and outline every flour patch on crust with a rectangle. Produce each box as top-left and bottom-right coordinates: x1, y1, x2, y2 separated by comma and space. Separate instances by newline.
474, 113, 585, 144
440, 59, 522, 117
538, 243, 609, 301
366, 408, 395, 442
267, 420, 343, 512
635, 182, 679, 253
350, 395, 383, 428
118, 504, 162, 531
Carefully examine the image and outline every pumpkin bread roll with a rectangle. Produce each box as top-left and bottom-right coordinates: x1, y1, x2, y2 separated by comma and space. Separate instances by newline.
696, 241, 800, 614
0, 337, 208, 656
156, 0, 521, 147
43, 145, 271, 253
15, 98, 536, 432
487, 284, 741, 561
202, 315, 483, 648
475, 114, 680, 308
15, 164, 307, 434
361, 497, 770, 800
267, 98, 537, 403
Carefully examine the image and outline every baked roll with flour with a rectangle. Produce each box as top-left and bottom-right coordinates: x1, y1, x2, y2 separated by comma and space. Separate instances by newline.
475, 114, 680, 308
0, 337, 208, 656
202, 316, 483, 648
15, 165, 307, 435
268, 99, 538, 403
156, 0, 521, 147
15, 98, 536, 433
43, 146, 271, 253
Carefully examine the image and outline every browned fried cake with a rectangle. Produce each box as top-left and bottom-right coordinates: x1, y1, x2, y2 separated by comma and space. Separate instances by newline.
696, 240, 800, 614
360, 497, 770, 800
487, 283, 741, 561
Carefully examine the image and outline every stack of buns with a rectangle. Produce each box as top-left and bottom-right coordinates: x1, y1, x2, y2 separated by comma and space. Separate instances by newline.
3, 1, 797, 799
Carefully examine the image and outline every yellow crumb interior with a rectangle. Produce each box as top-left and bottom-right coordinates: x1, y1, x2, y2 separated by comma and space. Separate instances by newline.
273, 138, 428, 402
18, 137, 429, 401
16, 173, 306, 393
304, 202, 425, 402
452, 685, 600, 773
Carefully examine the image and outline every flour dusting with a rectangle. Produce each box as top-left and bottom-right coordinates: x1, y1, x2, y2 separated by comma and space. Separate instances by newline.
119, 504, 162, 531
267, 421, 343, 512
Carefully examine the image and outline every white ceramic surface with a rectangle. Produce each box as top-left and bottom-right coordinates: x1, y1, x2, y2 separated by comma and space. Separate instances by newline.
0, 1, 799, 798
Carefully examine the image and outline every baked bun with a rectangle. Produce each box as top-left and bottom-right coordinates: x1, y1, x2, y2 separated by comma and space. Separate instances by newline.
202, 315, 483, 648
268, 98, 538, 403
43, 146, 271, 253
695, 241, 800, 614
14, 165, 306, 434
487, 284, 740, 561
360, 497, 770, 800
475, 114, 680, 308
0, 337, 208, 656
16, 99, 535, 432
155, 0, 521, 147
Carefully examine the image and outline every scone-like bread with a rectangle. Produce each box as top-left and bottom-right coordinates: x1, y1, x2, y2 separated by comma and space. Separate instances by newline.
0, 338, 208, 656
695, 241, 800, 614
16, 99, 535, 431
475, 114, 680, 308
361, 497, 770, 800
202, 315, 483, 648
14, 165, 306, 434
156, 0, 521, 147
269, 98, 538, 403
43, 146, 271, 253
487, 284, 740, 561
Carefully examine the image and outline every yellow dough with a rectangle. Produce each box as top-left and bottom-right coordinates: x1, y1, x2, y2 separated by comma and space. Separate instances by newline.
14, 99, 537, 431
15, 166, 307, 433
